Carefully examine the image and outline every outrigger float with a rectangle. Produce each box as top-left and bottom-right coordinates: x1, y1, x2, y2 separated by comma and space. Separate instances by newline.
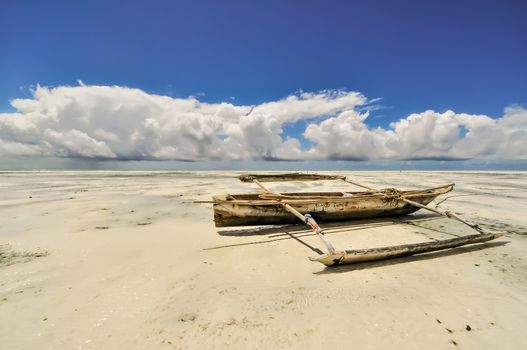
196, 173, 505, 266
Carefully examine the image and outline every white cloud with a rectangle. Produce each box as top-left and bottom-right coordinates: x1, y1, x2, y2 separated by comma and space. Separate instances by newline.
0, 84, 525, 162
304, 107, 527, 160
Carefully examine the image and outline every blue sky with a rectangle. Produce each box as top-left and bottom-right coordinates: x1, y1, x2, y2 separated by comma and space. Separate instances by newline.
0, 0, 526, 169
1, 0, 526, 122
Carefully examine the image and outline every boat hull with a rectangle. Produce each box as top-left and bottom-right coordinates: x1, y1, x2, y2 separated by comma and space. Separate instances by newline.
213, 184, 454, 227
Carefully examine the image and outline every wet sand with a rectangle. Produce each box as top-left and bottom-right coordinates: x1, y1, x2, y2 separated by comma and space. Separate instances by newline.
0, 171, 526, 349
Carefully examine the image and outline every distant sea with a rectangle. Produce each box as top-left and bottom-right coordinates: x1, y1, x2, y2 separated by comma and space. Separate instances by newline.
1, 157, 526, 171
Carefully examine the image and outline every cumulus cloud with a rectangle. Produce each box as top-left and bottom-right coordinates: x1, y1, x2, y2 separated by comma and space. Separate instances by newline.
304, 107, 527, 160
0, 84, 525, 161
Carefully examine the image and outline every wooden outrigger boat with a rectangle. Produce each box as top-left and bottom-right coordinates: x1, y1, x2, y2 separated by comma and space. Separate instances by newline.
196, 173, 505, 267
213, 183, 454, 227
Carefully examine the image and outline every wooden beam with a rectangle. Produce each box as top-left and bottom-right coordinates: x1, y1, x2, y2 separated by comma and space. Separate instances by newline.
311, 231, 506, 266
253, 179, 337, 254
341, 177, 485, 235
240, 173, 346, 183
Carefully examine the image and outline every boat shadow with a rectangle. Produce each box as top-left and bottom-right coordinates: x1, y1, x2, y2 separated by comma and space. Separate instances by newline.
216, 213, 438, 237
313, 241, 509, 274
203, 230, 325, 254
205, 214, 444, 256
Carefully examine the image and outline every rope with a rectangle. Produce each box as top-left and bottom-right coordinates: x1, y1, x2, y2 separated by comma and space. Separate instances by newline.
381, 188, 405, 200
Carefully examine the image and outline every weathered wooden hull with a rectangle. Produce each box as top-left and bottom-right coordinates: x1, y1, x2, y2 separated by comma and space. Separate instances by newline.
213, 184, 454, 227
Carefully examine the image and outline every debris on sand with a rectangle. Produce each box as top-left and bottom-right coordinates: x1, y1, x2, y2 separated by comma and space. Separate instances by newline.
0, 244, 48, 267
178, 313, 197, 322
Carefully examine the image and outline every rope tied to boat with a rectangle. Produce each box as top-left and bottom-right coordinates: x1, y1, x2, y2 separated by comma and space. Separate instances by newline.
381, 188, 404, 200
304, 214, 320, 230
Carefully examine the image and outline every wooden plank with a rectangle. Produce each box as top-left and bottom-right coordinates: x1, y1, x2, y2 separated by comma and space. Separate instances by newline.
196, 184, 454, 204
239, 173, 346, 183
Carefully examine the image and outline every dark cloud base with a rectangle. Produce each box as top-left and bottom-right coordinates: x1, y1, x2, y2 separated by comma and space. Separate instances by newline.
1, 157, 526, 171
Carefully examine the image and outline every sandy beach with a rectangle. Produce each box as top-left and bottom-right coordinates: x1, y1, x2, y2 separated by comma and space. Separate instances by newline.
0, 171, 526, 349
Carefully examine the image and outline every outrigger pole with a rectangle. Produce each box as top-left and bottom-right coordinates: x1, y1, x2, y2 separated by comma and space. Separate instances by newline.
252, 179, 336, 254
341, 179, 488, 235
245, 175, 505, 267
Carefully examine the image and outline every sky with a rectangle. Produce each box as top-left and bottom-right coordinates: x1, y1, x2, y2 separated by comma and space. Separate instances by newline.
0, 0, 526, 169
